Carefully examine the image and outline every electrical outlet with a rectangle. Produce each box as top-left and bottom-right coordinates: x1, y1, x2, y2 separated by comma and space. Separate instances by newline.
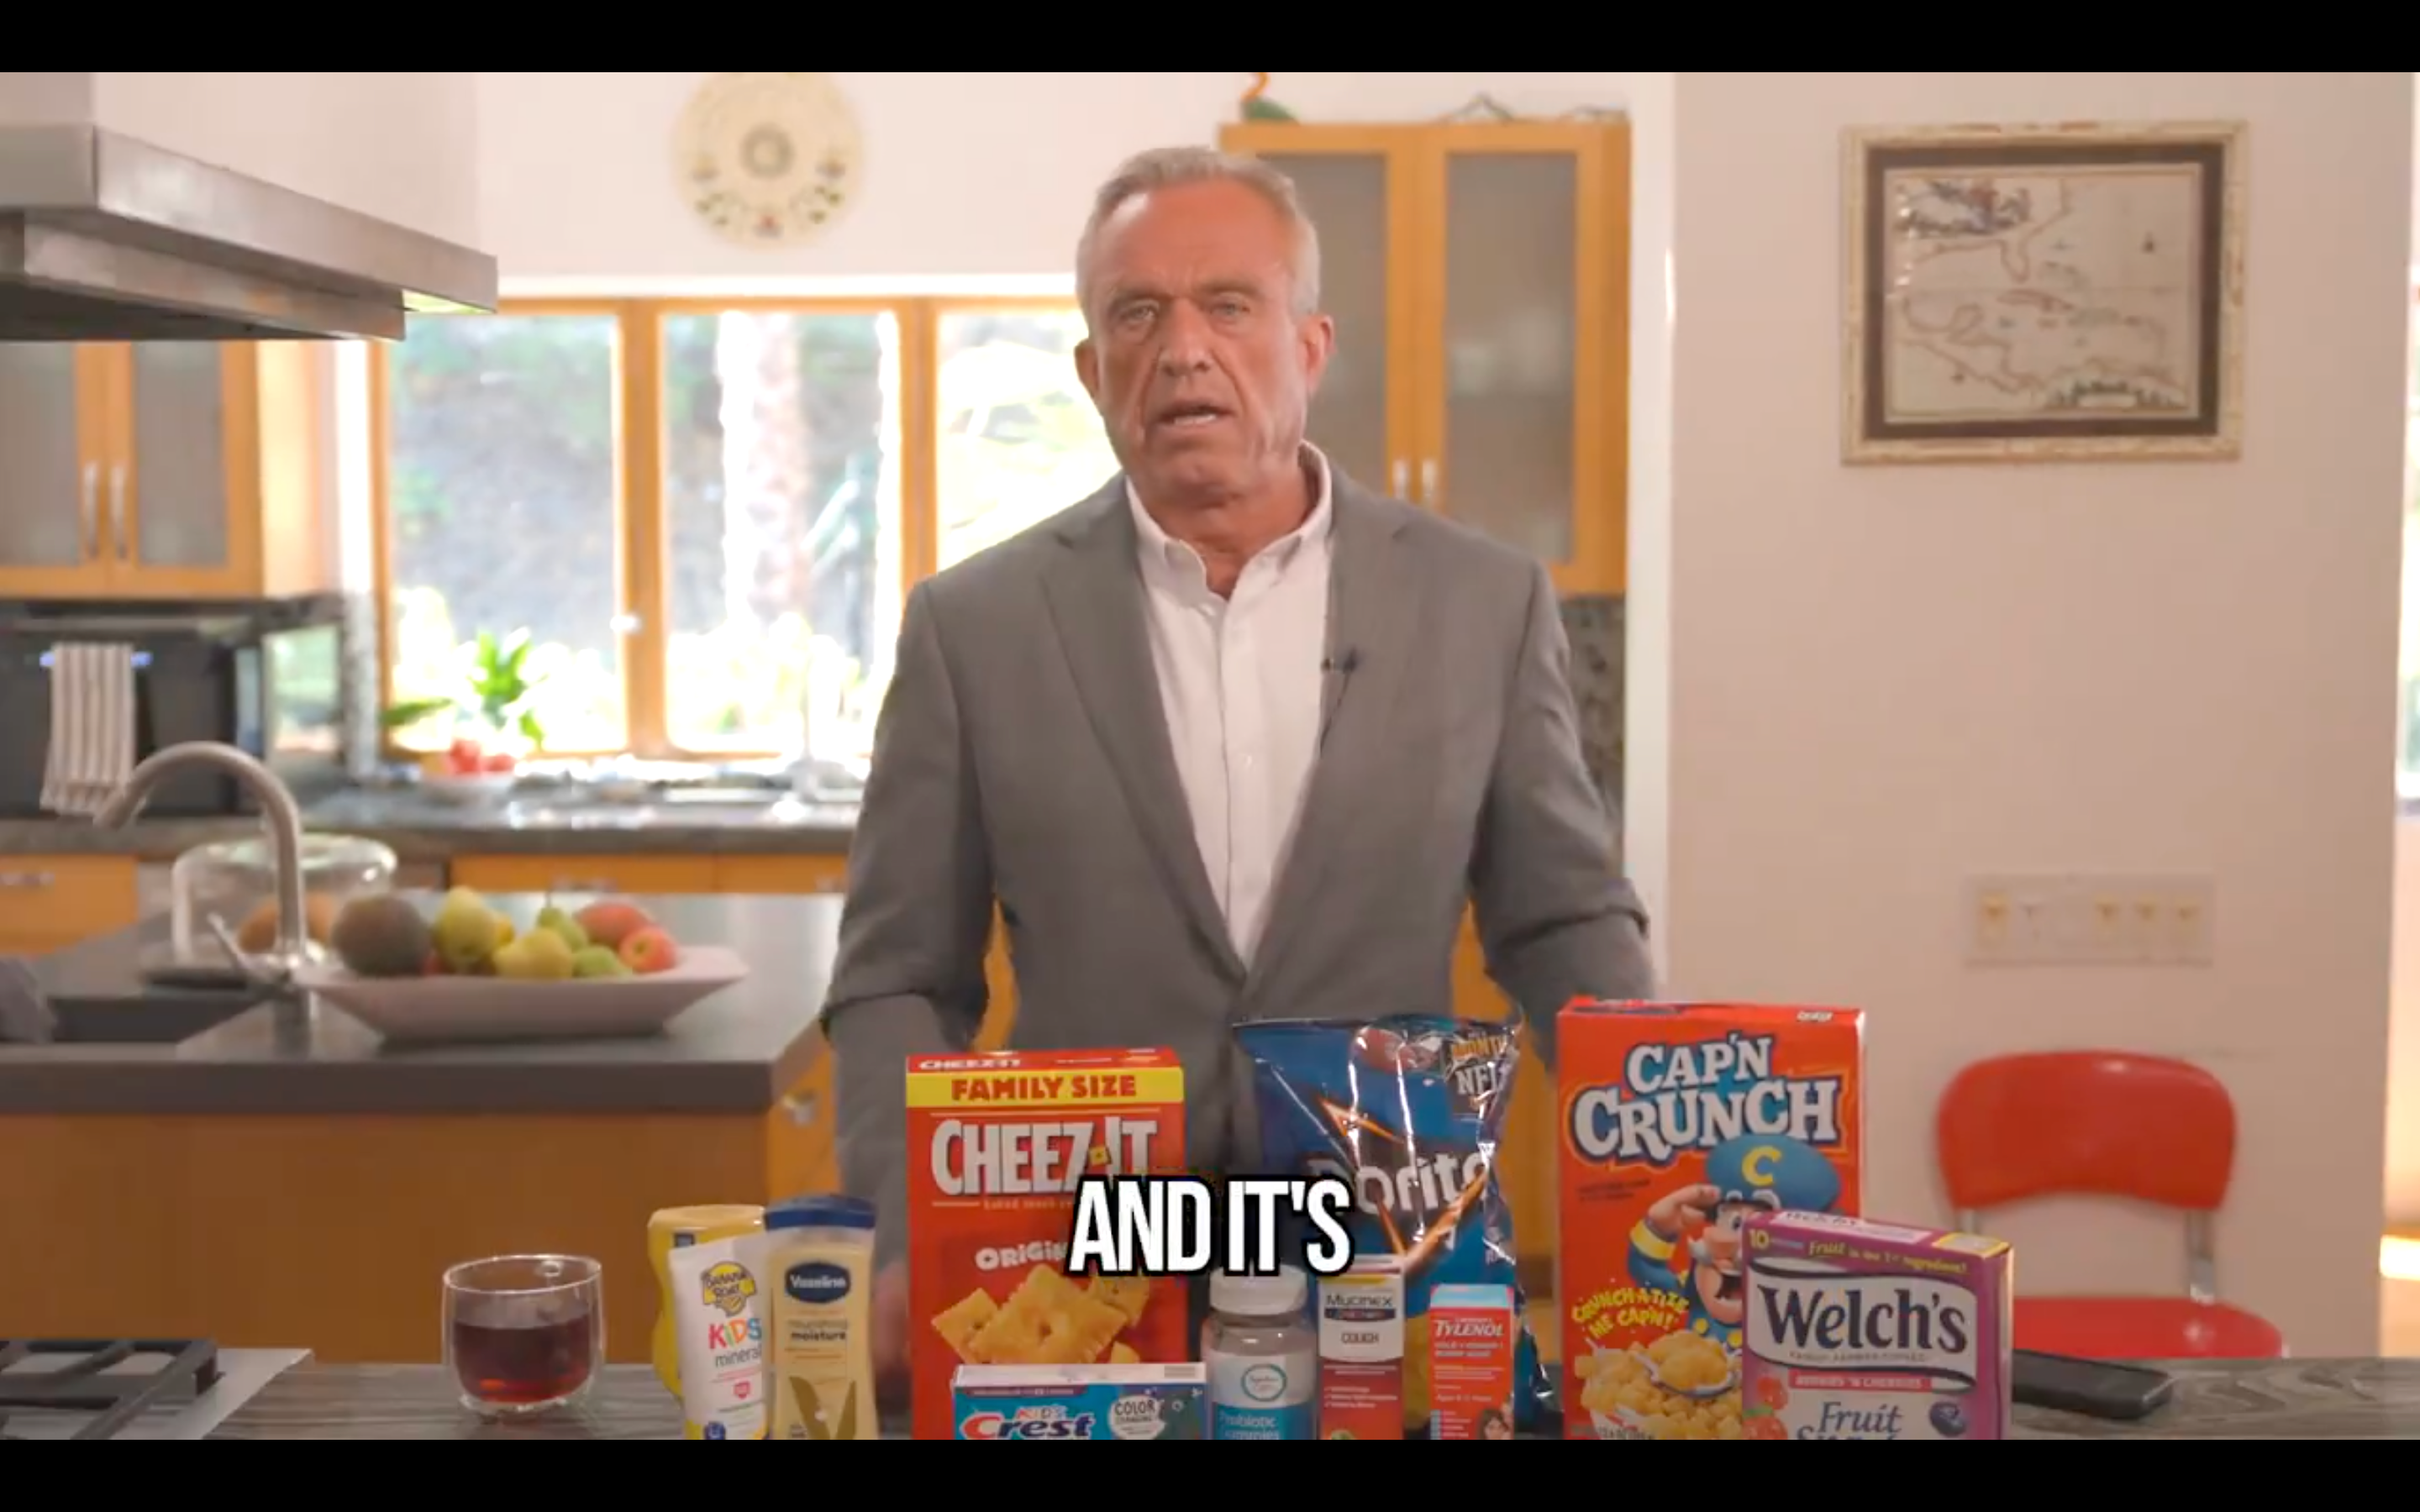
1965, 873, 2215, 967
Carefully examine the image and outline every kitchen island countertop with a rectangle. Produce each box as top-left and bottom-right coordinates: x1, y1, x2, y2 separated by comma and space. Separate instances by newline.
206, 1357, 2420, 1439
0, 786, 857, 863
3, 892, 839, 1116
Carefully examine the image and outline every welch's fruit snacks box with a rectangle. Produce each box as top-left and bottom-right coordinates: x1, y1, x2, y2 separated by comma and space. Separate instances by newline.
1739, 1210, 2012, 1441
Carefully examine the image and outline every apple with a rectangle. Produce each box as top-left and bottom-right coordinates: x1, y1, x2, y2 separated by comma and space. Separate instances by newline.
575, 899, 655, 949
445, 738, 484, 776
618, 926, 680, 975
482, 751, 517, 774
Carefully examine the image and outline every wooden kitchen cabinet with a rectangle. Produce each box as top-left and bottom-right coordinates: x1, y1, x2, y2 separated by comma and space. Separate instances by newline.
715, 855, 846, 895
0, 342, 330, 600
1219, 118, 1629, 597
0, 855, 140, 958
764, 1047, 839, 1200
448, 853, 719, 896
700, 853, 1019, 1052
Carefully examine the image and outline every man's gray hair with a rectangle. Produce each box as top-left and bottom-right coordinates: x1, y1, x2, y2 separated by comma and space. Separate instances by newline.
1074, 146, 1323, 322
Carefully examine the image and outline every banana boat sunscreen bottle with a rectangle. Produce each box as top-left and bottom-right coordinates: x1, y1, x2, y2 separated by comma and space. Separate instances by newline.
650, 1205, 765, 1397
667, 1231, 773, 1440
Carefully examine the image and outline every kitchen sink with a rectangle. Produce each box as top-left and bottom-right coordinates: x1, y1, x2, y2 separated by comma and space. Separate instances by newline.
48, 993, 260, 1046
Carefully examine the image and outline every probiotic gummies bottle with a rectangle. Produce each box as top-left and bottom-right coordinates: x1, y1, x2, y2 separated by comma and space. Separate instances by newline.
1202, 1265, 1316, 1440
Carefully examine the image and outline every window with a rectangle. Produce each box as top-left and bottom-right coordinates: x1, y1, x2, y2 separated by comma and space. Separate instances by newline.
372, 299, 1118, 763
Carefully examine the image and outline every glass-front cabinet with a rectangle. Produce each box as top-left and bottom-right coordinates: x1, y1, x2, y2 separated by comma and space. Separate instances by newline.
1224, 117, 1634, 1264
1221, 118, 1630, 597
0, 341, 329, 599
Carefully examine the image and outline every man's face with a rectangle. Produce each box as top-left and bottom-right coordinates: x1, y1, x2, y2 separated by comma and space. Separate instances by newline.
1075, 177, 1333, 507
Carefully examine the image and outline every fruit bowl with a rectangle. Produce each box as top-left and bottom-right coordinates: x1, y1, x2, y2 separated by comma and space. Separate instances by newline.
307, 888, 740, 1043
293, 947, 748, 1044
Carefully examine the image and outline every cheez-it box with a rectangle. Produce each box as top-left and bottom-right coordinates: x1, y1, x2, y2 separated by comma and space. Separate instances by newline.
907, 1048, 1189, 1442
1557, 1002, 1865, 1441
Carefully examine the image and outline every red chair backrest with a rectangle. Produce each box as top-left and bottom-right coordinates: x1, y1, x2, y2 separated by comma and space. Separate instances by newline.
1936, 1052, 2235, 1213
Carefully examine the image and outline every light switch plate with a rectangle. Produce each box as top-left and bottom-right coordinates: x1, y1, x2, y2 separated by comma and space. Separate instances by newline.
1965, 874, 2214, 967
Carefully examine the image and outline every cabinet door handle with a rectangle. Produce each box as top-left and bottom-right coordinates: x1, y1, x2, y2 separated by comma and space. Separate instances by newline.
80, 462, 99, 559
1419, 459, 1439, 508
109, 465, 129, 561
780, 1091, 820, 1126
1391, 459, 1409, 498
0, 871, 56, 889
554, 878, 616, 892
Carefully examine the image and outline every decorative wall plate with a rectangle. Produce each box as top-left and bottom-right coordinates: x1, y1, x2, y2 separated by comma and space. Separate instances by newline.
674, 71, 864, 249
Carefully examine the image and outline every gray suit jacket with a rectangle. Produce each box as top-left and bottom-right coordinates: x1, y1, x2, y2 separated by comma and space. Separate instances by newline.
821, 471, 1655, 1260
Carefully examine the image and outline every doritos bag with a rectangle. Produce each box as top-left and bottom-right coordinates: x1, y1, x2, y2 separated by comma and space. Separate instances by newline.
1235, 1015, 1553, 1435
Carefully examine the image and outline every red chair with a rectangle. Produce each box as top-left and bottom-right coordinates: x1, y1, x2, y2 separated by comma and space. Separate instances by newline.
1935, 1052, 2286, 1360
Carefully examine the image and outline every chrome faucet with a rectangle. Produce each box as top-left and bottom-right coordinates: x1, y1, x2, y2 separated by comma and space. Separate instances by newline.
95, 741, 313, 985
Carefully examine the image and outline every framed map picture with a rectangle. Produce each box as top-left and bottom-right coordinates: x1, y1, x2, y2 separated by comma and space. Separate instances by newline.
1842, 120, 2246, 465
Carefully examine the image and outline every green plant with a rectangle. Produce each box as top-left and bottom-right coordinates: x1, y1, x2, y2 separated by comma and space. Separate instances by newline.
381, 627, 550, 748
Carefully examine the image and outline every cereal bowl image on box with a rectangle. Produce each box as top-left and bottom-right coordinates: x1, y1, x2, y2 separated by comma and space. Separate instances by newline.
1739, 1210, 2013, 1441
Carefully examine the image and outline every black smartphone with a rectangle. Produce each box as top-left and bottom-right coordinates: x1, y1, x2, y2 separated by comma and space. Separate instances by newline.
2012, 1349, 2176, 1421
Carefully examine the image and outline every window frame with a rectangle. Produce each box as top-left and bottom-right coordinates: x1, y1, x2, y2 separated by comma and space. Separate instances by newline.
370, 294, 1090, 761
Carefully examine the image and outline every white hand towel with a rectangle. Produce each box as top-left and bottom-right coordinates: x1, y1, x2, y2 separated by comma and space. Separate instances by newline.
39, 641, 138, 817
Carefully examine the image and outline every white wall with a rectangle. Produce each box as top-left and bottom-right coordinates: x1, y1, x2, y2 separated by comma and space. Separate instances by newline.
1656, 72, 2410, 1355
477, 71, 1645, 291
466, 71, 2412, 1352
0, 72, 94, 123
89, 71, 482, 246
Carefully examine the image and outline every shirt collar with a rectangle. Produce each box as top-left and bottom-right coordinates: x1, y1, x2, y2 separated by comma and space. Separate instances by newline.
1128, 445, 1334, 586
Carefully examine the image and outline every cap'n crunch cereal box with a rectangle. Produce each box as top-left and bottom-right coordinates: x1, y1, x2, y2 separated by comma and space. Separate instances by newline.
1557, 1003, 1864, 1440
1741, 1210, 2012, 1441
908, 1048, 1189, 1441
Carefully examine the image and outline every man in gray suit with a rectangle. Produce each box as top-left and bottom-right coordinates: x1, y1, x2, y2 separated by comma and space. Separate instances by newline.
823, 145, 1655, 1390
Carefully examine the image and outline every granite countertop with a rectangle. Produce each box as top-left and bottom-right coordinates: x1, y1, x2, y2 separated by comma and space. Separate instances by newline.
206, 1358, 2420, 1439
0, 787, 859, 862
0, 892, 838, 1116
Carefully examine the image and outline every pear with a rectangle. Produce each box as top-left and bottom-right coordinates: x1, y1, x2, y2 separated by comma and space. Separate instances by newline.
432, 890, 502, 974
535, 905, 589, 953
493, 927, 576, 981
571, 944, 632, 979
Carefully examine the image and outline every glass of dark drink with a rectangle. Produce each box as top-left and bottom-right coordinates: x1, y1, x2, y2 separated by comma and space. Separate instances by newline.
442, 1254, 603, 1417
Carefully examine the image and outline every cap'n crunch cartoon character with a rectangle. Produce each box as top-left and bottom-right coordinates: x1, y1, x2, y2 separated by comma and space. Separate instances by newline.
1629, 1134, 1843, 1349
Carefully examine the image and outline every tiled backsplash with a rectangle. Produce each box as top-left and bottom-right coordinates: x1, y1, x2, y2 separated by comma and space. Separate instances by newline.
1559, 594, 1625, 824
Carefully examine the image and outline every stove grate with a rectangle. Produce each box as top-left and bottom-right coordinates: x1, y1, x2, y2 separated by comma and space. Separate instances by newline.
0, 1339, 222, 1441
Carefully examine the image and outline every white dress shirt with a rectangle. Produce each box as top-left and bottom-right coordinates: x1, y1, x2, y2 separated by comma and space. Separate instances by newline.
1128, 449, 1334, 965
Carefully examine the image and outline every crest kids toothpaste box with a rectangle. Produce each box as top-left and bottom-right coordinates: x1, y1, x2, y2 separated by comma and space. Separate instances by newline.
952, 1363, 1208, 1440
908, 1049, 1189, 1441
1740, 1211, 2013, 1441
1558, 1002, 1865, 1440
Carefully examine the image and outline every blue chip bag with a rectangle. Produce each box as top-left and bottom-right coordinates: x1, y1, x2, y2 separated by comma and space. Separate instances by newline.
1234, 1015, 1553, 1435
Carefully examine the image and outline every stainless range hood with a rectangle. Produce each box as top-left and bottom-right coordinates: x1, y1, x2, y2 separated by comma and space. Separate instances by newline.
0, 123, 498, 341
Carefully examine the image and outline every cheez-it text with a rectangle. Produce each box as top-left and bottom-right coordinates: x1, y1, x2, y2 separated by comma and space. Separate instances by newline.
929, 1117, 1164, 1197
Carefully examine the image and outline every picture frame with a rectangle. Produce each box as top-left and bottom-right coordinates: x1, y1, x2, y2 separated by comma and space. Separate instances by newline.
1842, 120, 2247, 465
